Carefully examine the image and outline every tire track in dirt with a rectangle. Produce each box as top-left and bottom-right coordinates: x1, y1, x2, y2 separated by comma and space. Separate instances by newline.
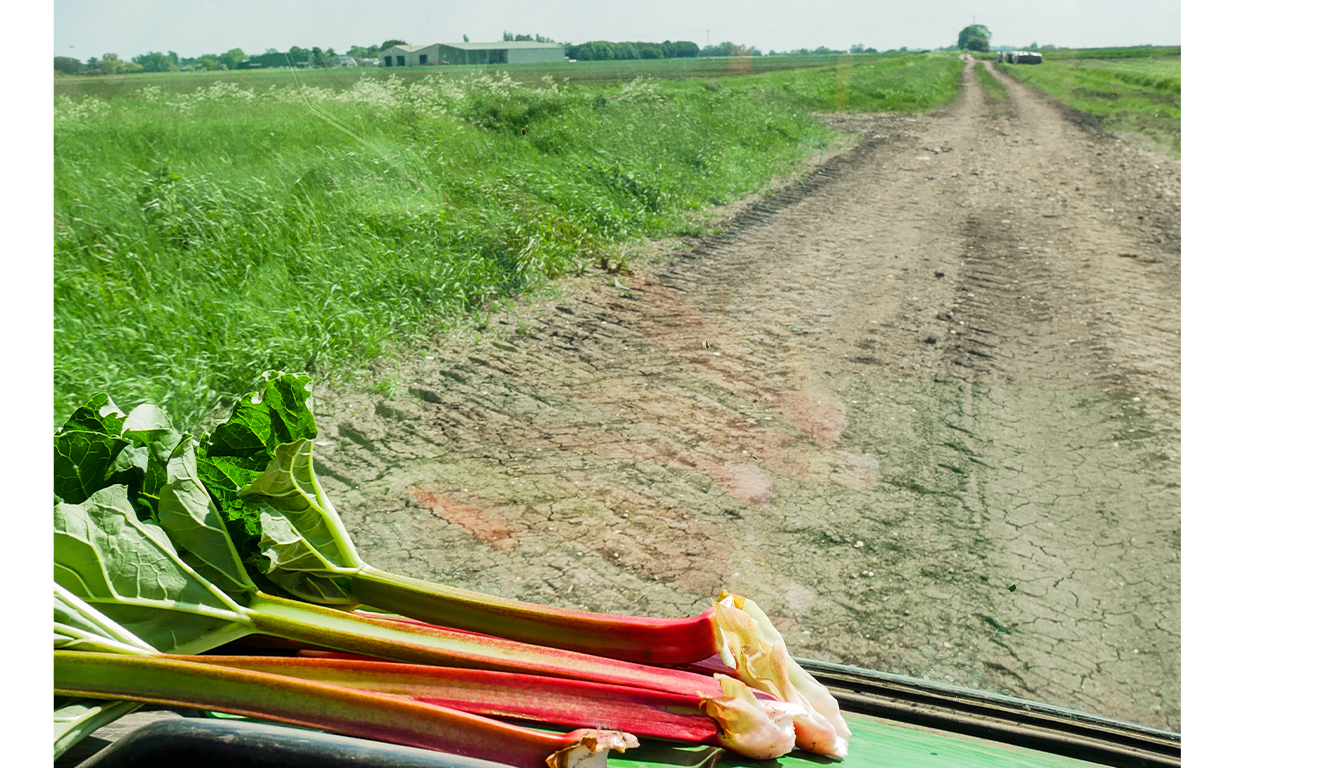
314, 56, 1180, 731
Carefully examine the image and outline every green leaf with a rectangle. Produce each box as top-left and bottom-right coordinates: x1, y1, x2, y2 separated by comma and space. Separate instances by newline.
61, 393, 126, 436
54, 699, 143, 759
243, 441, 358, 569
54, 583, 157, 655
189, 372, 361, 604
155, 439, 257, 599
54, 430, 130, 505
53, 486, 251, 654
254, 510, 357, 604
56, 394, 132, 503
259, 371, 319, 444
198, 371, 319, 547
121, 403, 185, 514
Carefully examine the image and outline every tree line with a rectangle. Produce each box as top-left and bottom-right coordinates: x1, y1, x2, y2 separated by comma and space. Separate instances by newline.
55, 35, 893, 75
54, 39, 410, 75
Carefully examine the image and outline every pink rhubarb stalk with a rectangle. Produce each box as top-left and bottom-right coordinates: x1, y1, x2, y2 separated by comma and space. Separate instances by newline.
246, 592, 726, 699
188, 655, 804, 760
350, 568, 720, 665
54, 651, 636, 768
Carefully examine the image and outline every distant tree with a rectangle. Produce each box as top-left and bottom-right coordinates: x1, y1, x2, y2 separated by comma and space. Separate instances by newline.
265, 47, 279, 55
54, 56, 84, 74
956, 24, 991, 50
700, 42, 758, 57
667, 40, 699, 58
132, 51, 175, 72
220, 48, 248, 69
310, 47, 327, 67
96, 53, 128, 75
379, 39, 408, 51
639, 45, 664, 59
462, 34, 469, 43
965, 37, 989, 51
503, 31, 514, 41
86, 56, 98, 69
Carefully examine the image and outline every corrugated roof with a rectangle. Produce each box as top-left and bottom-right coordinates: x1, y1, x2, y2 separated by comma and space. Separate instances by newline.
443, 41, 564, 50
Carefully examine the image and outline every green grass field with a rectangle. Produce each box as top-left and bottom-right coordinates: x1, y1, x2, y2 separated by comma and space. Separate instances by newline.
999, 51, 1180, 154
54, 52, 902, 99
54, 53, 964, 427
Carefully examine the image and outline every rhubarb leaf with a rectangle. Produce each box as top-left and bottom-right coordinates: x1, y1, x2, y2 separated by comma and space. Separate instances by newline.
54, 699, 142, 759
54, 394, 129, 505
121, 403, 185, 514
54, 583, 157, 655
54, 486, 252, 654
155, 439, 257, 599
198, 371, 318, 545
244, 440, 360, 570
193, 372, 362, 604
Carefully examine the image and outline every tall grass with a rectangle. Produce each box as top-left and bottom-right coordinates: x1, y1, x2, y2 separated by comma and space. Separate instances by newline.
55, 56, 961, 428
999, 55, 1180, 154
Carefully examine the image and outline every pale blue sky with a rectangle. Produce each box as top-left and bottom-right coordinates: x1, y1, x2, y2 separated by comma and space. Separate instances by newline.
54, 0, 1180, 61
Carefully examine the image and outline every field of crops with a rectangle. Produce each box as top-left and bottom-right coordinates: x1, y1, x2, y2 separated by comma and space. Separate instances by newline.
54, 53, 964, 428
998, 49, 1180, 153
55, 52, 900, 99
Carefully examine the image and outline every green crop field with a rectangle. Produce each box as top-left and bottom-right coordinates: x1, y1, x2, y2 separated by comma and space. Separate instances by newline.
55, 52, 908, 99
54, 53, 964, 427
998, 49, 1180, 154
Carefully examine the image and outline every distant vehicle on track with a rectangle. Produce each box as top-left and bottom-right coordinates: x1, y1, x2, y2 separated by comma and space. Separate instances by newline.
1004, 51, 1044, 65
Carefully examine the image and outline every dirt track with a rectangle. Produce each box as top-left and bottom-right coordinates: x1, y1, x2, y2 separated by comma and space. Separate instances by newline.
314, 57, 1181, 731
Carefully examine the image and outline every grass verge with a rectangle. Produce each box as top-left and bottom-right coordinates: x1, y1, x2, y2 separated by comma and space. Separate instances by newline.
55, 55, 963, 428
999, 54, 1180, 154
975, 63, 1007, 103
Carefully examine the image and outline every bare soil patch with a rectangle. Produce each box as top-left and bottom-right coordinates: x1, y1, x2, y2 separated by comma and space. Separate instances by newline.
313, 56, 1181, 731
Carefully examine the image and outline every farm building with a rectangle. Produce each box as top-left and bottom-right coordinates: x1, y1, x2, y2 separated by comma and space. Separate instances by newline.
380, 41, 566, 67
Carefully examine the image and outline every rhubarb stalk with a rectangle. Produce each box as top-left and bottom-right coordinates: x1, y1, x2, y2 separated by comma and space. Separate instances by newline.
54, 652, 637, 768
55, 479, 729, 699
187, 655, 804, 760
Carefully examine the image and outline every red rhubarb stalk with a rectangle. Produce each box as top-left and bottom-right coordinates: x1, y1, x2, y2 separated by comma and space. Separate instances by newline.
54, 651, 636, 768
246, 591, 727, 699
187, 655, 804, 759
348, 567, 720, 665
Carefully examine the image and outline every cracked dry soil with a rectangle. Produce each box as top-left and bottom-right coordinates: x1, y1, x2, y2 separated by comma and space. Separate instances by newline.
312, 57, 1180, 731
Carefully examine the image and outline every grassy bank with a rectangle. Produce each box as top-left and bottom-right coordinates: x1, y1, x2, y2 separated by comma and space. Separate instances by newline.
55, 54, 962, 427
998, 52, 1180, 154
